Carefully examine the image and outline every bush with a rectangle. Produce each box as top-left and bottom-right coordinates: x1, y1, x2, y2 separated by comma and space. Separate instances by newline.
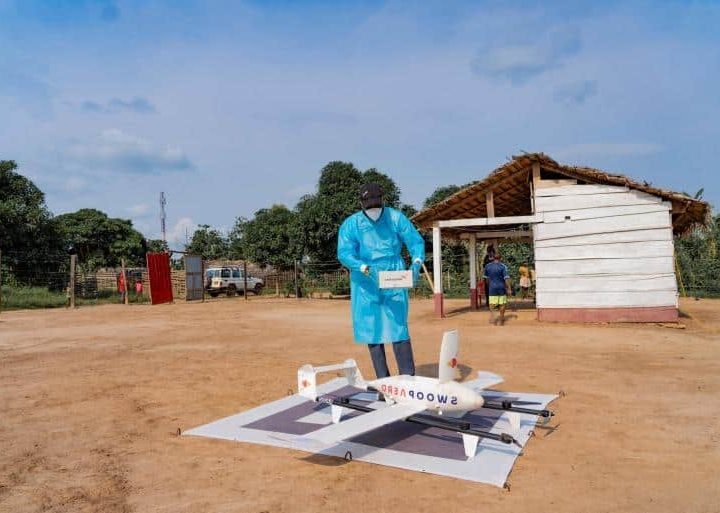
330, 276, 350, 296
282, 278, 308, 298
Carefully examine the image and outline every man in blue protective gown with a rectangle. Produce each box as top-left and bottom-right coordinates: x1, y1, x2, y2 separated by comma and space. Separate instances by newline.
337, 183, 425, 379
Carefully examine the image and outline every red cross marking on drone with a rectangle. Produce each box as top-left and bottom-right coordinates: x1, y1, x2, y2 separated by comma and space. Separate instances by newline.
449, 357, 458, 368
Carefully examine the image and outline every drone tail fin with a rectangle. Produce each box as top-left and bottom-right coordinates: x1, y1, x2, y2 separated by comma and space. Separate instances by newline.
438, 329, 460, 383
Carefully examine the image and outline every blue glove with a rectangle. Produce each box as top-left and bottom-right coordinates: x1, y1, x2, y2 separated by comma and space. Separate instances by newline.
410, 261, 422, 287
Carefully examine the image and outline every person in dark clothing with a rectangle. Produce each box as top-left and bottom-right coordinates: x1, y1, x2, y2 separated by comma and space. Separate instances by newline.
483, 253, 512, 325
482, 245, 495, 308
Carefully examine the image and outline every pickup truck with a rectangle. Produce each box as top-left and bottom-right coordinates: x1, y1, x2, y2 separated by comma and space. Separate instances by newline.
205, 266, 264, 297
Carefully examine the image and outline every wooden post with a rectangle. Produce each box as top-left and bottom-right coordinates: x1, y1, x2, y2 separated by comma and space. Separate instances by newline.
243, 260, 248, 300
421, 263, 434, 291
294, 260, 300, 299
201, 258, 205, 303
529, 170, 536, 213
275, 276, 280, 297
121, 258, 129, 305
469, 233, 477, 309
532, 162, 541, 189
486, 190, 495, 218
145, 254, 153, 305
0, 248, 3, 314
432, 225, 444, 317
69, 254, 77, 308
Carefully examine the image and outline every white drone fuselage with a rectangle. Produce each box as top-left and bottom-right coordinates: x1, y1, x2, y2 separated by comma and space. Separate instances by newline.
294, 329, 519, 460
369, 375, 485, 413
298, 330, 488, 415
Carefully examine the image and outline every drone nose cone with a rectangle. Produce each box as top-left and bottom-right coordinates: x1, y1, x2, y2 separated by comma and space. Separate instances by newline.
473, 393, 484, 410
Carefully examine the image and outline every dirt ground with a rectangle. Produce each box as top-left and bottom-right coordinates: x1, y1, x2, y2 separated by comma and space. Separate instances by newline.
0, 297, 718, 513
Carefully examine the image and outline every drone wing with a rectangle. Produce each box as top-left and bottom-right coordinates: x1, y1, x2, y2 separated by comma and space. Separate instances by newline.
465, 371, 504, 391
305, 403, 427, 445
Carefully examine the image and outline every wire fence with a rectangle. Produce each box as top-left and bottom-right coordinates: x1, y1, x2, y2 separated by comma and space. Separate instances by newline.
0, 250, 152, 309
1, 237, 718, 312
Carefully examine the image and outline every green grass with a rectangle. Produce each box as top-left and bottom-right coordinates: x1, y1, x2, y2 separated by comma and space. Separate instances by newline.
1, 286, 148, 311
1, 286, 68, 310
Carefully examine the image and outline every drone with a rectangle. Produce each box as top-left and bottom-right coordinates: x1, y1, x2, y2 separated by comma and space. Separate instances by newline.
294, 329, 554, 460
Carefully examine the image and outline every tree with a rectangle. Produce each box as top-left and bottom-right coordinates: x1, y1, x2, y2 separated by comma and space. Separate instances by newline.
227, 217, 248, 260
420, 184, 471, 274
676, 211, 720, 297
0, 160, 59, 250
145, 239, 169, 253
242, 205, 298, 270
55, 209, 147, 269
400, 203, 418, 218
422, 182, 477, 210
294, 161, 403, 263
186, 224, 228, 260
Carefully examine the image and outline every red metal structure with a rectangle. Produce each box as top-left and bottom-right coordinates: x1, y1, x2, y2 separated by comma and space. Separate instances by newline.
146, 252, 173, 305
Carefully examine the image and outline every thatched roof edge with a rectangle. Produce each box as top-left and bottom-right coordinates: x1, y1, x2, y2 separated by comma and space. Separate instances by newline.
412, 152, 710, 235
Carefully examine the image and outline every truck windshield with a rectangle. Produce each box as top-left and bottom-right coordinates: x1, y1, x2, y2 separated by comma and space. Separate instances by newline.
221, 269, 231, 278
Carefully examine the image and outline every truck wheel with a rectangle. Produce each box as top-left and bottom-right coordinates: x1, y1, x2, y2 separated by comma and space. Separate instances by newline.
209, 291, 219, 298
254, 283, 264, 295
226, 284, 237, 297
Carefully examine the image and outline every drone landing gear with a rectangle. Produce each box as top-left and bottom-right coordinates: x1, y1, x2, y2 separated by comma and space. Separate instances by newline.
481, 399, 555, 425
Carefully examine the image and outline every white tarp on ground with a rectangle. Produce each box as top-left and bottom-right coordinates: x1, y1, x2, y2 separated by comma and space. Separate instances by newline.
184, 378, 557, 487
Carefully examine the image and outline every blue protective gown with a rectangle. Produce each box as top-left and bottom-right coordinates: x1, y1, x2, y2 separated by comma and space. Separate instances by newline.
337, 207, 425, 344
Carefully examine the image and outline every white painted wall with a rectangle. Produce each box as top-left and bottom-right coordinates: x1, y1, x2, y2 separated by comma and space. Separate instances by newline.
533, 185, 677, 309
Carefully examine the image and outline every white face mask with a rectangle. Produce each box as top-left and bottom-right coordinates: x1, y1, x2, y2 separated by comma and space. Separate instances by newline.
365, 207, 383, 221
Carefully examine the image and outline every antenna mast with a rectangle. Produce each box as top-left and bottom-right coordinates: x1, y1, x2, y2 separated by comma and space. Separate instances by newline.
160, 192, 167, 244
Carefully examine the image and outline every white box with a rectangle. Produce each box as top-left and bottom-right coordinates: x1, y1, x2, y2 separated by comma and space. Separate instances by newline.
378, 270, 413, 289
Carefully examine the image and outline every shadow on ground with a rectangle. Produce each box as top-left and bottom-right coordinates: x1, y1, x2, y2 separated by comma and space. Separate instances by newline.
300, 453, 351, 467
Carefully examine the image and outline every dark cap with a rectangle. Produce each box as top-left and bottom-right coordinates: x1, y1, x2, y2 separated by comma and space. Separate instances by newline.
359, 183, 383, 210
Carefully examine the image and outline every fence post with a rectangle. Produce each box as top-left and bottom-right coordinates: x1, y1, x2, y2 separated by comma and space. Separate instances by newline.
294, 261, 299, 299
0, 248, 3, 314
243, 260, 248, 300
121, 258, 129, 305
275, 275, 279, 297
69, 254, 77, 308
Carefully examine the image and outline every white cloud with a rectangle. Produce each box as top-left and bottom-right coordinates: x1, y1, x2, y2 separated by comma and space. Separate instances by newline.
82, 97, 157, 114
471, 27, 582, 84
554, 143, 664, 160
168, 217, 195, 248
66, 129, 194, 174
127, 203, 151, 216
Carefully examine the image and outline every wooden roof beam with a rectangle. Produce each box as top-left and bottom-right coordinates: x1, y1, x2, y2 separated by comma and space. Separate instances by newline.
486, 190, 494, 218
459, 230, 532, 240
437, 214, 540, 229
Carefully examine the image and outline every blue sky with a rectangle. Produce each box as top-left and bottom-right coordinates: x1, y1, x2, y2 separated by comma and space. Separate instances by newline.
1, 0, 718, 245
